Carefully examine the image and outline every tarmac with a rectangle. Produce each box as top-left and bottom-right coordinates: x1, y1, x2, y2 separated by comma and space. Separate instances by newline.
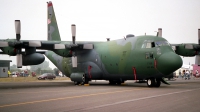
0, 78, 200, 112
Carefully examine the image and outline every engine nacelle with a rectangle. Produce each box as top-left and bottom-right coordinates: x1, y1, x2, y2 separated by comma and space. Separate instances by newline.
175, 44, 196, 57
22, 53, 45, 65
70, 73, 85, 82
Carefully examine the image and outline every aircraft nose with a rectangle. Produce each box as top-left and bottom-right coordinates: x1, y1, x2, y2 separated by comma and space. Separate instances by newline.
157, 52, 182, 75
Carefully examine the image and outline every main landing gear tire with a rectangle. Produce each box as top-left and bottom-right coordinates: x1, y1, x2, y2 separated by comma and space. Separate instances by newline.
74, 81, 80, 85
147, 78, 161, 87
74, 79, 89, 85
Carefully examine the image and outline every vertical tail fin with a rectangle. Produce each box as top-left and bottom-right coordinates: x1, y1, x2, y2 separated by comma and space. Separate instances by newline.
47, 1, 61, 41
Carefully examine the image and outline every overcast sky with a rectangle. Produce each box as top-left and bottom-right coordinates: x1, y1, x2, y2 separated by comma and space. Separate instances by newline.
0, 0, 200, 69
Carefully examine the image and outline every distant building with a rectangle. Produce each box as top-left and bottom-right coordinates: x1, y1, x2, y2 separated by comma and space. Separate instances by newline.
0, 60, 12, 78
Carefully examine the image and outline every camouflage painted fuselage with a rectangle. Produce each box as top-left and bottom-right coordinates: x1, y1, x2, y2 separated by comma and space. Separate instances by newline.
45, 35, 182, 81
44, 1, 182, 81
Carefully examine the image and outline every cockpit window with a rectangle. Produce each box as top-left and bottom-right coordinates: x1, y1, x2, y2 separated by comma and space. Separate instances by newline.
142, 40, 169, 48
155, 41, 170, 47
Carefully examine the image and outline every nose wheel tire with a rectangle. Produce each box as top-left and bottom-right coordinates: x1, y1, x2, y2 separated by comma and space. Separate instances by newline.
147, 78, 161, 87
147, 78, 155, 87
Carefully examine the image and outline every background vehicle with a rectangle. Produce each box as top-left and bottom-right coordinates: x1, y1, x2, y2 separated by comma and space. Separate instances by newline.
37, 73, 56, 80
31, 72, 36, 77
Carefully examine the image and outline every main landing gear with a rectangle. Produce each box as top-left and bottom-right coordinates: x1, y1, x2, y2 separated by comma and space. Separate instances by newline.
74, 79, 89, 85
109, 80, 125, 85
147, 78, 161, 87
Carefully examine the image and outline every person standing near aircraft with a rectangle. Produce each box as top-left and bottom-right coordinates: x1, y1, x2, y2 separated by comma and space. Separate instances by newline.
179, 70, 181, 78
185, 70, 189, 80
196, 70, 199, 78
182, 70, 185, 79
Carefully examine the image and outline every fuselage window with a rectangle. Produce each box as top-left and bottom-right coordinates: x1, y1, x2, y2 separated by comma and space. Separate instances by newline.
146, 42, 152, 48
145, 52, 153, 59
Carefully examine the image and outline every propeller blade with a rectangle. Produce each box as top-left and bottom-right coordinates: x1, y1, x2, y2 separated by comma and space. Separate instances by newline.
29, 41, 41, 47
195, 55, 200, 66
16, 54, 22, 68
158, 28, 162, 37
184, 44, 194, 49
54, 44, 65, 49
71, 24, 76, 44
72, 56, 77, 67
15, 20, 21, 41
198, 29, 200, 44
0, 41, 9, 47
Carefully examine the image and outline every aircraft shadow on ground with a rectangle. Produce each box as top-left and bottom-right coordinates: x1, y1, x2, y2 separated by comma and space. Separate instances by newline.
1, 80, 198, 89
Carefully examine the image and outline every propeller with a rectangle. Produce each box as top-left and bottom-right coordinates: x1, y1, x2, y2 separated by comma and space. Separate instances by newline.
15, 20, 22, 68
71, 24, 77, 67
15, 20, 21, 41
71, 24, 76, 44
198, 29, 200, 44
195, 29, 200, 65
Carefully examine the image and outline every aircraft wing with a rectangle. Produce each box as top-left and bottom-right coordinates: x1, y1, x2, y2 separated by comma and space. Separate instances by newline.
0, 40, 94, 53
171, 43, 200, 54
0, 39, 94, 67
0, 50, 46, 54
0, 19, 94, 68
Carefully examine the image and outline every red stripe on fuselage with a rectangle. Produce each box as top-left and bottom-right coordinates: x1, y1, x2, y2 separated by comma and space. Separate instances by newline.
154, 59, 157, 69
132, 67, 137, 80
88, 66, 92, 78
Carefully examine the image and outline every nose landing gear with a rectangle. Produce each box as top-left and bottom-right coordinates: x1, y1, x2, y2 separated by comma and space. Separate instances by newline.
147, 78, 161, 87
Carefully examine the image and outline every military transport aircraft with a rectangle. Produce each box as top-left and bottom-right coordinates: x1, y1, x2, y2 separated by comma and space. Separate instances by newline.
0, 1, 200, 87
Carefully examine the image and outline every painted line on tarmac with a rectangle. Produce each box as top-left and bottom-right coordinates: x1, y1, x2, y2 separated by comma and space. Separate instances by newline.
0, 90, 77, 95
0, 87, 124, 95
82, 87, 200, 111
0, 88, 148, 108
